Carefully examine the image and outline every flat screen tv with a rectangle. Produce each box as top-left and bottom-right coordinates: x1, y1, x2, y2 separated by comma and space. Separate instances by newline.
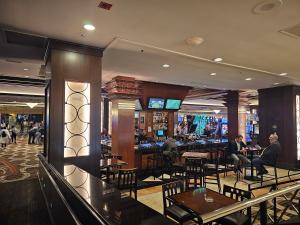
165, 99, 182, 110
156, 129, 165, 136
148, 98, 165, 109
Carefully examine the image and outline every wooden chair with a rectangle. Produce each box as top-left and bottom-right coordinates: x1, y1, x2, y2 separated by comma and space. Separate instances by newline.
218, 185, 251, 225
162, 180, 195, 225
203, 152, 221, 193
185, 158, 203, 189
115, 168, 137, 199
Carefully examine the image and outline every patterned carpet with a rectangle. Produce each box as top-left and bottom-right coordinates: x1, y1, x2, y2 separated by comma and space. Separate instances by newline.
0, 137, 42, 183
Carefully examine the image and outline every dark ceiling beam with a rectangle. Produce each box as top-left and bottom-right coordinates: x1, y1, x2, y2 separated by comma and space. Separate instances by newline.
0, 44, 45, 61
0, 75, 45, 87
0, 93, 44, 103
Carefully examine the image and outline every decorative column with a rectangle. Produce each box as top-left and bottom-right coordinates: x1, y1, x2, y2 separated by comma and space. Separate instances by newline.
225, 91, 239, 141
46, 40, 102, 170
258, 85, 299, 167
106, 76, 141, 168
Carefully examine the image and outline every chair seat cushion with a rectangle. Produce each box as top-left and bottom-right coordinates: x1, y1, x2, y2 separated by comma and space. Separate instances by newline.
218, 212, 249, 225
165, 205, 194, 222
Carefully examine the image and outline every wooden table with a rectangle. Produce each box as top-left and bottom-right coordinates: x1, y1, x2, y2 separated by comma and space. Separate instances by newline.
168, 189, 237, 221
99, 159, 127, 182
182, 152, 209, 159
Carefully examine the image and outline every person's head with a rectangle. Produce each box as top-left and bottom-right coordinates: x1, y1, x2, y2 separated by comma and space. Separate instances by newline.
269, 133, 278, 144
235, 134, 243, 143
12, 125, 15, 128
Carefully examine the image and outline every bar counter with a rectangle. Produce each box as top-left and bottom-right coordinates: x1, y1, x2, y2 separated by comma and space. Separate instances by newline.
39, 154, 176, 225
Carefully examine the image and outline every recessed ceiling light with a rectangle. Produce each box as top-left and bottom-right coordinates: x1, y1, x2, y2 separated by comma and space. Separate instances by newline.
210, 72, 216, 76
273, 82, 280, 85
23, 68, 28, 71
162, 64, 170, 68
279, 72, 288, 76
213, 57, 223, 62
185, 36, 204, 46
245, 78, 252, 81
25, 76, 29, 78
83, 24, 95, 31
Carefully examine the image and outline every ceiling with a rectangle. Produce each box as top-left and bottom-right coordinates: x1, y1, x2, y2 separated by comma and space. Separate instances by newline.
0, 0, 299, 94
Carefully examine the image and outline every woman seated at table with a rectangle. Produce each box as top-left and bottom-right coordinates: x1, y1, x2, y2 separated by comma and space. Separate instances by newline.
227, 134, 250, 173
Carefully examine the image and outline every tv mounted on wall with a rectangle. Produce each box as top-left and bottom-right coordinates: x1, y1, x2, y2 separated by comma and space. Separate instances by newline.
165, 99, 182, 110
147, 98, 165, 109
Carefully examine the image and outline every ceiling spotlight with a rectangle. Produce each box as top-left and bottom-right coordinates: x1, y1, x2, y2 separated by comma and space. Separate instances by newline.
213, 57, 223, 62
25, 76, 29, 78
26, 103, 38, 108
273, 82, 280, 85
279, 72, 287, 76
245, 78, 252, 81
210, 72, 216, 76
23, 68, 29, 71
162, 64, 170, 68
185, 36, 204, 46
83, 24, 95, 31
213, 110, 221, 114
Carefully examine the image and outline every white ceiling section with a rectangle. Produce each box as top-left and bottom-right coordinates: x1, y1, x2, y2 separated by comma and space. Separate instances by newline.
0, 84, 44, 96
0, 0, 300, 91
0, 59, 42, 78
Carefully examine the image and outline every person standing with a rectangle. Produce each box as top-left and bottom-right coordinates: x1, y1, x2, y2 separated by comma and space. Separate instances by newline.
10, 125, 18, 144
28, 124, 37, 144
0, 127, 11, 150
253, 133, 281, 175
227, 134, 250, 172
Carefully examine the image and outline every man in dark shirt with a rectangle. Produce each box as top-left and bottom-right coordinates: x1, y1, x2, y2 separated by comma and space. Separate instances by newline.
253, 133, 281, 175
227, 134, 250, 172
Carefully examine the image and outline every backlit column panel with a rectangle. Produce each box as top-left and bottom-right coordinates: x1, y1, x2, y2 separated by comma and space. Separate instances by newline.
296, 95, 300, 160
64, 81, 90, 158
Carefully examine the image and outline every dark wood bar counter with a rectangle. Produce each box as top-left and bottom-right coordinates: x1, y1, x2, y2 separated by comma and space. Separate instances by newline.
39, 154, 176, 225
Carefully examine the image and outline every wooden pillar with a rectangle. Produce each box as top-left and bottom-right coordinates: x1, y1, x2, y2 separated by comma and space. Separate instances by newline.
258, 85, 299, 167
111, 99, 136, 168
106, 76, 141, 168
46, 40, 102, 170
103, 97, 109, 131
225, 91, 239, 141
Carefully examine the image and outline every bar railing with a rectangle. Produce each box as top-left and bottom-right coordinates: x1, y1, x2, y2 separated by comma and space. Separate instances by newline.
200, 182, 300, 224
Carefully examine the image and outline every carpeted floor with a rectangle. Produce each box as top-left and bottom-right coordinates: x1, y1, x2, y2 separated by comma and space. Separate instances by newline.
0, 137, 42, 183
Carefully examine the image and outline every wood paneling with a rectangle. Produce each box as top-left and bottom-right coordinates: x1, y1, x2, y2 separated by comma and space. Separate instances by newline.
258, 86, 298, 166
225, 91, 239, 141
111, 99, 136, 168
139, 81, 191, 109
47, 41, 102, 168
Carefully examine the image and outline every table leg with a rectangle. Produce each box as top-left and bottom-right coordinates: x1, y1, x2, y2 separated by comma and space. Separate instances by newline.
244, 151, 260, 181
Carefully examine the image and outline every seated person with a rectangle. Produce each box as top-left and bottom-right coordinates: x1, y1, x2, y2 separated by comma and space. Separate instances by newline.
163, 136, 178, 162
253, 133, 281, 176
227, 134, 250, 172
203, 125, 211, 137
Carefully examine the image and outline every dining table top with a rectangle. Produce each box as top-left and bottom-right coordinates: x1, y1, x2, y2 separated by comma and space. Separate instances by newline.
181, 152, 209, 159
168, 188, 237, 216
99, 158, 127, 169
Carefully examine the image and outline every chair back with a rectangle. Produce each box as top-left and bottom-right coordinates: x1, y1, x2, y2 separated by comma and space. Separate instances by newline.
117, 168, 137, 190
223, 184, 252, 222
162, 180, 185, 212
185, 158, 203, 174
223, 185, 251, 201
